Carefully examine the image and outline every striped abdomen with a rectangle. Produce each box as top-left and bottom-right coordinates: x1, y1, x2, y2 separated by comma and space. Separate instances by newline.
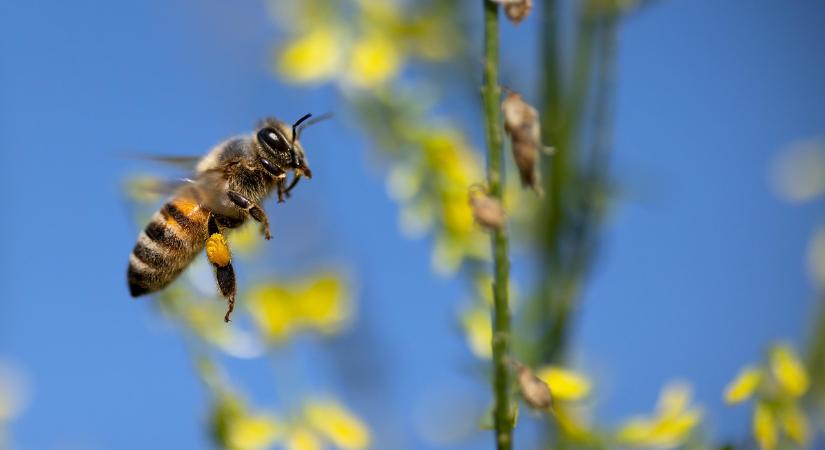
128, 197, 211, 297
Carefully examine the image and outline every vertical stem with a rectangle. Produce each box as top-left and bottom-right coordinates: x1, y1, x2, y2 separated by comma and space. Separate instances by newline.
481, 2, 512, 449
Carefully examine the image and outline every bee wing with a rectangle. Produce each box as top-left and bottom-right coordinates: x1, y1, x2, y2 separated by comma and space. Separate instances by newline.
121, 153, 202, 171
124, 175, 196, 204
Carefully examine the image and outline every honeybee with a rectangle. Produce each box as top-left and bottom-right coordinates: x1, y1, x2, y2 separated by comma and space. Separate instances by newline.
127, 114, 319, 322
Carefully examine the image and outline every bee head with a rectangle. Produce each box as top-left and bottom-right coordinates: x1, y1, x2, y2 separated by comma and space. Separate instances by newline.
255, 115, 313, 179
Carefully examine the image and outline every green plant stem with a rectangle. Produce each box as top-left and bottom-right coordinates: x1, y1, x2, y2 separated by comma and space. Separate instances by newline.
807, 292, 825, 405
481, 2, 512, 449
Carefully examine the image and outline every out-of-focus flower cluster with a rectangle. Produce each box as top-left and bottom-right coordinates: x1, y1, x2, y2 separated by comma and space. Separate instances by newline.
213, 395, 371, 450
271, 0, 488, 276
615, 382, 703, 448
204, 359, 370, 450
724, 344, 811, 450
271, 0, 458, 90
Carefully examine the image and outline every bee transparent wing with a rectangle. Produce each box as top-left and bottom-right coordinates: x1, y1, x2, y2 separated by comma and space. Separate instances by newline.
124, 175, 196, 205
122, 153, 202, 171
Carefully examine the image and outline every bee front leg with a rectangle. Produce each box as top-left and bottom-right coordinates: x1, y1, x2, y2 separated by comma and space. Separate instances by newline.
276, 179, 288, 203
227, 190, 271, 240
206, 214, 237, 322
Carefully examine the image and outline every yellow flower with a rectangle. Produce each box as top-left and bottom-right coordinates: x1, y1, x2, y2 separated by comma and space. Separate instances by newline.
725, 345, 813, 450
753, 402, 778, 450
248, 275, 351, 342
229, 221, 263, 256
159, 288, 263, 358
461, 306, 492, 359
535, 366, 591, 402
552, 406, 592, 441
294, 277, 350, 333
227, 413, 283, 450
770, 345, 809, 398
285, 426, 324, 450
616, 382, 702, 448
778, 403, 809, 446
277, 28, 344, 83
305, 399, 371, 450
346, 34, 402, 88
724, 366, 762, 404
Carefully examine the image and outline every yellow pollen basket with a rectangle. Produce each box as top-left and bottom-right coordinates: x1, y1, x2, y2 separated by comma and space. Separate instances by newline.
206, 233, 232, 267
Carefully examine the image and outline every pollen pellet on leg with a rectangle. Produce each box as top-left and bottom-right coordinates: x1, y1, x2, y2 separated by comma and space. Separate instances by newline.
206, 233, 231, 267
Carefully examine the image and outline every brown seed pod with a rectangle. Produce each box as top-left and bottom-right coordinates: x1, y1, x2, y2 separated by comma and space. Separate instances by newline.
514, 361, 554, 410
501, 91, 543, 194
469, 187, 506, 231
494, 0, 533, 24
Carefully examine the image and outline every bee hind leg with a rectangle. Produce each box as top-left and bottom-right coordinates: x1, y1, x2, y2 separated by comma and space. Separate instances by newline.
227, 190, 271, 240
206, 214, 237, 323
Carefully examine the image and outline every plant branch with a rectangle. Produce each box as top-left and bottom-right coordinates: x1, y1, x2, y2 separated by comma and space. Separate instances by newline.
481, 2, 512, 449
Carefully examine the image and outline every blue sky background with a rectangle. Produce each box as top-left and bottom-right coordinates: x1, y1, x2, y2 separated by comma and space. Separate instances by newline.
1, 0, 824, 449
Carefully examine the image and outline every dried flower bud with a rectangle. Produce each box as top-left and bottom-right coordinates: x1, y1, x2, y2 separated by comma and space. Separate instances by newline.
469, 188, 506, 231
502, 91, 543, 194
493, 0, 533, 24
514, 361, 554, 410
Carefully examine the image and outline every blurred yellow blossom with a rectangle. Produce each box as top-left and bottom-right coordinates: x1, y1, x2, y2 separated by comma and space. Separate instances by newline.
210, 392, 282, 450
536, 366, 591, 402
230, 221, 264, 256
778, 403, 809, 445
553, 406, 594, 442
753, 403, 778, 450
616, 382, 703, 448
273, 0, 460, 90
724, 343, 812, 450
158, 286, 264, 358
248, 274, 351, 342
345, 34, 402, 88
461, 305, 492, 359
286, 426, 324, 450
227, 413, 283, 450
277, 28, 344, 84
209, 387, 370, 450
770, 345, 809, 397
304, 399, 371, 450
724, 366, 762, 404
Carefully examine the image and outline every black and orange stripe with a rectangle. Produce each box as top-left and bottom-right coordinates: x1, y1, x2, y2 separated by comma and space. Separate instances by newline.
127, 196, 210, 297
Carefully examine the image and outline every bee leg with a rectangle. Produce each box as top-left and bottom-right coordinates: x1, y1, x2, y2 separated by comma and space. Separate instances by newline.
206, 214, 237, 322
276, 179, 288, 203
283, 173, 303, 196
227, 190, 271, 240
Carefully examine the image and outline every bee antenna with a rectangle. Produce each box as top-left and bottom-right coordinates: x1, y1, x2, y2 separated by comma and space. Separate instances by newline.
296, 112, 334, 140
291, 113, 313, 145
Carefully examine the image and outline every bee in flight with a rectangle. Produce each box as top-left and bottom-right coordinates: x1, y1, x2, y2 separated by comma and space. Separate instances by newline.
127, 114, 320, 322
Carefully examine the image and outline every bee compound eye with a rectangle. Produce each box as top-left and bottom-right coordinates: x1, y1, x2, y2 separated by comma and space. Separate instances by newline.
257, 128, 288, 154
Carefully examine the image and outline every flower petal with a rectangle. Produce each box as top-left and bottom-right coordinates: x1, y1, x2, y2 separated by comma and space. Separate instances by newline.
227, 413, 282, 450
770, 345, 809, 398
724, 367, 762, 404
536, 366, 591, 401
277, 29, 344, 84
345, 34, 402, 88
778, 403, 809, 446
753, 403, 778, 450
285, 426, 323, 450
305, 399, 371, 450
